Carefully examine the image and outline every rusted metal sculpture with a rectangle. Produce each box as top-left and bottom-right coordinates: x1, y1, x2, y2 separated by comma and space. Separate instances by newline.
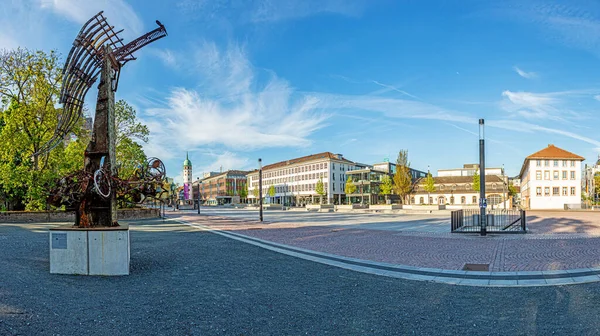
44, 12, 168, 227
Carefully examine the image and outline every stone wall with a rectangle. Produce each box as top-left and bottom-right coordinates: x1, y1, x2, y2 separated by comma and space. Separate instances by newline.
0, 208, 160, 223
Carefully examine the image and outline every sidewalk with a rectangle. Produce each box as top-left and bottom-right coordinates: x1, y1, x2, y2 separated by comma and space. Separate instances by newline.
169, 212, 600, 286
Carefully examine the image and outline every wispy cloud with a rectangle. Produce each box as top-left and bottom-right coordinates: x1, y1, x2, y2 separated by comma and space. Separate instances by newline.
489, 1, 600, 57
500, 89, 597, 121
178, 0, 368, 24
140, 42, 329, 158
369, 80, 421, 100
195, 151, 250, 177
40, 0, 143, 38
513, 66, 537, 79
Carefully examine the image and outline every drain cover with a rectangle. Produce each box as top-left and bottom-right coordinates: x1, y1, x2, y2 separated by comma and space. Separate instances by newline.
463, 263, 489, 271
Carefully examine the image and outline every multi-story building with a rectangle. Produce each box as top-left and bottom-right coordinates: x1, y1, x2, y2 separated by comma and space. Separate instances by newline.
410, 173, 508, 208
438, 163, 503, 177
182, 152, 193, 201
583, 155, 600, 203
247, 152, 356, 206
345, 162, 427, 205
519, 144, 585, 210
194, 170, 248, 205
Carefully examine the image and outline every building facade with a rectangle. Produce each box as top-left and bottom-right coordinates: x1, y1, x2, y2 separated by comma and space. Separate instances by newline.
583, 155, 600, 203
519, 144, 585, 210
438, 163, 503, 177
182, 152, 193, 201
345, 163, 427, 205
410, 175, 509, 208
247, 152, 356, 206
194, 170, 248, 205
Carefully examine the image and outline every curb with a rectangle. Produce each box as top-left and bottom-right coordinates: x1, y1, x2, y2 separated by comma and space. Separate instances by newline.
167, 218, 600, 287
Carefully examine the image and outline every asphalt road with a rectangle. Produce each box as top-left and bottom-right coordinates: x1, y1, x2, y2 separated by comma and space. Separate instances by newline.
2, 219, 600, 335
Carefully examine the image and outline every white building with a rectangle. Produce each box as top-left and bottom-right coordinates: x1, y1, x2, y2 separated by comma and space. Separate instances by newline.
438, 163, 503, 177
519, 144, 585, 210
182, 152, 193, 201
583, 155, 600, 202
247, 152, 357, 205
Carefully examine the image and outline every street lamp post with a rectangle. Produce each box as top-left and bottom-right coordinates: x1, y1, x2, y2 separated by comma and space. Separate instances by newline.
479, 119, 487, 236
258, 158, 263, 222
197, 177, 201, 215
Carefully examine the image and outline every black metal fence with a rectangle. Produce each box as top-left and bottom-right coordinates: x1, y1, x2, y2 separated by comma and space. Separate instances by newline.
451, 209, 526, 233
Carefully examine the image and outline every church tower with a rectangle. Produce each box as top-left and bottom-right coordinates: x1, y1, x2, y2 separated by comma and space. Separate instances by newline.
183, 152, 193, 200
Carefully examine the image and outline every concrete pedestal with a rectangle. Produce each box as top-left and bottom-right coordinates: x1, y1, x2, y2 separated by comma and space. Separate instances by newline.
49, 224, 130, 275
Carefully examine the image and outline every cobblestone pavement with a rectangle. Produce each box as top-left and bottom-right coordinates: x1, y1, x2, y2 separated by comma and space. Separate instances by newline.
170, 209, 600, 272
3, 219, 600, 335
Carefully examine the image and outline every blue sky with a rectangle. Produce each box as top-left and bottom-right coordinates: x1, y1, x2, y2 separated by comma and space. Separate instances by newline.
3, 0, 600, 183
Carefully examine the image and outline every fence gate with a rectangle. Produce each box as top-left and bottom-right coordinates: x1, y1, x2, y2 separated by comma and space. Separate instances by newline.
451, 209, 526, 233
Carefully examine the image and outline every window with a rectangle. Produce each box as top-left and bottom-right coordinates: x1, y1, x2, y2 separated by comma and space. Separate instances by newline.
492, 183, 497, 189
340, 173, 343, 180
450, 196, 455, 205
332, 163, 335, 170
332, 183, 336, 191
536, 160, 541, 167
570, 160, 575, 167
545, 160, 549, 167
340, 183, 343, 191
411, 197, 415, 204
562, 187, 567, 196
536, 187, 542, 196
562, 171, 567, 180
544, 187, 550, 196
553, 187, 559, 196
332, 174, 335, 181
571, 187, 576, 196
440, 184, 444, 190
553, 171, 559, 180
420, 197, 424, 204
536, 171, 542, 180
472, 196, 477, 204
429, 197, 434, 204
461, 196, 466, 204
554, 160, 559, 167
544, 171, 550, 180
562, 160, 567, 167
570, 171, 576, 180
465, 184, 471, 190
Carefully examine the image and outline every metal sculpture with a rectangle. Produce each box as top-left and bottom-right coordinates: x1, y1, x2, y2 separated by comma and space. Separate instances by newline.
45, 12, 168, 227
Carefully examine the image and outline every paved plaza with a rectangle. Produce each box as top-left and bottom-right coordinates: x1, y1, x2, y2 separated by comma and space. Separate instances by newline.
3, 218, 600, 335
170, 208, 600, 274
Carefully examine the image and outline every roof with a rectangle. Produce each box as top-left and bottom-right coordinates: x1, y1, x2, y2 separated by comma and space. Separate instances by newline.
415, 175, 504, 184
519, 144, 585, 178
526, 144, 585, 160
183, 152, 192, 167
200, 170, 249, 182
251, 152, 354, 172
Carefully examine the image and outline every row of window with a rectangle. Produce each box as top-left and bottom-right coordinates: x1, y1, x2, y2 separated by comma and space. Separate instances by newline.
259, 162, 353, 179
535, 159, 576, 168
256, 182, 347, 194
535, 187, 576, 197
252, 173, 348, 187
411, 196, 479, 205
535, 170, 576, 180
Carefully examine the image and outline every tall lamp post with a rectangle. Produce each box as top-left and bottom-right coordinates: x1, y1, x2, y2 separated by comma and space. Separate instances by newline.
258, 158, 263, 222
197, 177, 201, 215
479, 119, 487, 236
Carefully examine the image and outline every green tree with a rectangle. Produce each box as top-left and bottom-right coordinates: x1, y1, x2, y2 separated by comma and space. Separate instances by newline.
423, 172, 436, 205
379, 175, 393, 204
595, 173, 600, 203
115, 100, 149, 179
508, 182, 517, 197
268, 185, 275, 203
239, 182, 248, 201
0, 48, 84, 210
252, 186, 259, 199
315, 178, 325, 204
393, 150, 412, 204
472, 171, 480, 192
344, 176, 356, 204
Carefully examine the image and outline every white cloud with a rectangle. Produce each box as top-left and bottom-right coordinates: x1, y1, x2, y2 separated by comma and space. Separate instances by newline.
141, 42, 329, 156
178, 0, 367, 23
40, 0, 143, 38
196, 152, 250, 176
500, 89, 596, 121
513, 66, 537, 79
